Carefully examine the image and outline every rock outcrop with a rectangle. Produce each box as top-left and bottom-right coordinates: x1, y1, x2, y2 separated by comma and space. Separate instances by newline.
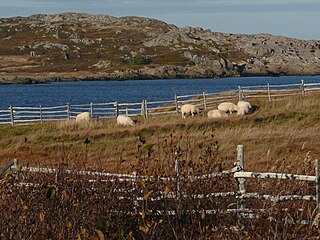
0, 13, 319, 83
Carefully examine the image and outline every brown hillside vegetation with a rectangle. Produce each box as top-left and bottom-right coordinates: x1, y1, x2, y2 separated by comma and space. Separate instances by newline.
1, 13, 320, 83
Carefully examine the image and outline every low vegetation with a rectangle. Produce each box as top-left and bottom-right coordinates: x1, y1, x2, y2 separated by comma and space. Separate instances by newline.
1, 13, 320, 82
1, 94, 320, 238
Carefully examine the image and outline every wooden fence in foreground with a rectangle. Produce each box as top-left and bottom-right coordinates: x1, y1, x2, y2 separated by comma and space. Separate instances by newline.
0, 80, 319, 125
2, 145, 320, 224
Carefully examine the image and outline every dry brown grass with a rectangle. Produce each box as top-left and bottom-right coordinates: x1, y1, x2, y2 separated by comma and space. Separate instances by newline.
1, 93, 320, 175
1, 94, 320, 239
0, 55, 41, 72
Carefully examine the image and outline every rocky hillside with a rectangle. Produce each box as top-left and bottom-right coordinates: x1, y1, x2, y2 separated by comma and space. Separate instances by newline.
0, 13, 320, 83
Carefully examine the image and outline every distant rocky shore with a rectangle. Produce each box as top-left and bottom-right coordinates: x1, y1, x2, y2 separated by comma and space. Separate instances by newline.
0, 13, 319, 84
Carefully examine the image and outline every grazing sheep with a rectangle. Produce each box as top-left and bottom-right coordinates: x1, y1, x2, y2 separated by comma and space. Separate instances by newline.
75, 112, 91, 122
181, 104, 199, 119
237, 101, 252, 115
217, 102, 239, 114
117, 115, 135, 127
207, 109, 228, 119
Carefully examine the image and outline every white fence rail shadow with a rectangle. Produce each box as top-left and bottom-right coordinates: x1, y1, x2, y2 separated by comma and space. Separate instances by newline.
1, 79, 319, 125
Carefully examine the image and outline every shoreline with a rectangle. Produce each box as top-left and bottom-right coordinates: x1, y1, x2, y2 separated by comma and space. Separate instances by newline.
0, 72, 318, 85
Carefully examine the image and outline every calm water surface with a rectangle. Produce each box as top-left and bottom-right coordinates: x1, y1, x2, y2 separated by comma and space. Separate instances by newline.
0, 75, 319, 109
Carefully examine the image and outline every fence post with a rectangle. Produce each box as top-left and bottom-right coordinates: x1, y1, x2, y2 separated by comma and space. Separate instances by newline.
13, 158, 18, 169
39, 105, 43, 123
141, 100, 145, 117
9, 105, 15, 126
267, 83, 271, 101
90, 103, 93, 118
174, 93, 179, 113
175, 159, 180, 200
66, 103, 70, 120
144, 100, 148, 119
238, 86, 245, 101
115, 102, 119, 117
203, 92, 207, 111
301, 79, 305, 96
13, 158, 19, 181
316, 160, 320, 210
237, 145, 246, 212
132, 171, 138, 213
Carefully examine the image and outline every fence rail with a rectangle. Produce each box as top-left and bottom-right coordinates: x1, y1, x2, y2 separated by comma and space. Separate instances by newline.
1, 145, 319, 224
0, 79, 319, 125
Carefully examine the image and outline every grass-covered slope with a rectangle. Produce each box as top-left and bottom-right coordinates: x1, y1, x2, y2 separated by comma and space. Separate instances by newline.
0, 93, 319, 175
1, 94, 320, 239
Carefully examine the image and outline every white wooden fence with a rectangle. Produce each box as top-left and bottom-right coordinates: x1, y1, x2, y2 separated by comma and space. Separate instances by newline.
0, 80, 319, 125
238, 80, 320, 101
2, 145, 319, 223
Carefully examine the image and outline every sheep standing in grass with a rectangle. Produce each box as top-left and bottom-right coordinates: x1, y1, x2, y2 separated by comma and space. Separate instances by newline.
181, 104, 199, 118
237, 101, 252, 115
207, 109, 228, 119
217, 102, 239, 114
76, 112, 91, 122
117, 115, 135, 127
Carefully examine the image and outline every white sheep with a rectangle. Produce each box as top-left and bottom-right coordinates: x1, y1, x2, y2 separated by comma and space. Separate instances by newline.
237, 101, 252, 115
75, 112, 91, 122
180, 104, 199, 119
217, 102, 239, 114
117, 115, 135, 127
207, 109, 228, 119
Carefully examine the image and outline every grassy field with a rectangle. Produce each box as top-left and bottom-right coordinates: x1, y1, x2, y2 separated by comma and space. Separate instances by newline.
0, 93, 319, 175
1, 94, 320, 239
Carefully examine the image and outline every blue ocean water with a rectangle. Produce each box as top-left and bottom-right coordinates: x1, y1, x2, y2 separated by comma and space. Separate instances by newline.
0, 75, 319, 109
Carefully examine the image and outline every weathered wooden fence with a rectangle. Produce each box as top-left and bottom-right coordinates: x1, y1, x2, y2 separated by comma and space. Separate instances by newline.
1, 145, 319, 224
1, 80, 320, 125
0, 99, 178, 125
238, 80, 320, 101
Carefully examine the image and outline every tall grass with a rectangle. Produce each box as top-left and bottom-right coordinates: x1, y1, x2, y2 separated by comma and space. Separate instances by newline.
1, 93, 320, 238
0, 129, 318, 239
1, 94, 320, 173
